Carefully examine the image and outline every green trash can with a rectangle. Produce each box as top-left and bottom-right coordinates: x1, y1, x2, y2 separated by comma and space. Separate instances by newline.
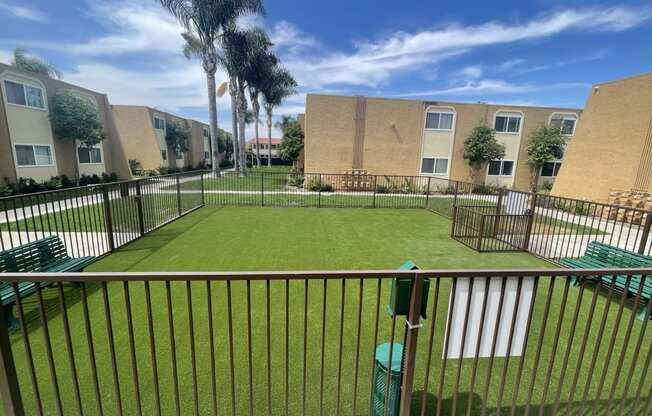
388, 261, 430, 318
373, 342, 404, 416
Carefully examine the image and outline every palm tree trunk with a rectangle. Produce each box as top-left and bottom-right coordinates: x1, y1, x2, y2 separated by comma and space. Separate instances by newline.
266, 106, 273, 167
229, 80, 240, 173
251, 96, 261, 168
237, 84, 248, 175
205, 71, 221, 174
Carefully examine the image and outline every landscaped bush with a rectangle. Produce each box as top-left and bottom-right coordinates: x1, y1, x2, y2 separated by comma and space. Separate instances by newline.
0, 172, 122, 198
287, 167, 305, 188
375, 184, 390, 194
306, 176, 333, 192
471, 184, 494, 195
219, 159, 234, 169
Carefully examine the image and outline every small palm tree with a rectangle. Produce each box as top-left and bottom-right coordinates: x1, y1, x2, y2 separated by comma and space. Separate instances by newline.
261, 66, 297, 167
12, 48, 61, 79
247, 51, 277, 168
159, 0, 264, 174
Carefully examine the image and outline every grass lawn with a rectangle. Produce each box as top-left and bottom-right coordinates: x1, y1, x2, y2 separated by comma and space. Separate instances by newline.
7, 207, 650, 416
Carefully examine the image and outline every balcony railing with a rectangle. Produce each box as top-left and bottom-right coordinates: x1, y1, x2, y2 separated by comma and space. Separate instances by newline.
0, 269, 650, 415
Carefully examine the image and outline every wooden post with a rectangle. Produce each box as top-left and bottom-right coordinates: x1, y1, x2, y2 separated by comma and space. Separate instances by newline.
0, 306, 25, 416
398, 273, 425, 416
135, 181, 145, 236
639, 212, 652, 254
101, 186, 115, 252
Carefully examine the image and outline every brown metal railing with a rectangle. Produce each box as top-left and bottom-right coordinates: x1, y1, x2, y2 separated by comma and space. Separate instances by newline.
0, 171, 205, 258
0, 269, 650, 415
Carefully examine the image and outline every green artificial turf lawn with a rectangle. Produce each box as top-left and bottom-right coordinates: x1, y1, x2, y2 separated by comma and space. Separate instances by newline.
7, 207, 651, 416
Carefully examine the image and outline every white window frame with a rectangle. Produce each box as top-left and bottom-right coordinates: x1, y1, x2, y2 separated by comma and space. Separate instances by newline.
540, 161, 562, 177
494, 111, 523, 134
14, 143, 55, 167
424, 110, 455, 131
487, 160, 515, 177
154, 116, 166, 131
548, 113, 578, 136
77, 143, 103, 165
420, 157, 449, 176
2, 77, 46, 111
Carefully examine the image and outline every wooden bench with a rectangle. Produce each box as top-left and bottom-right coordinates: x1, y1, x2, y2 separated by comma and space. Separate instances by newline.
0, 236, 96, 328
561, 241, 652, 319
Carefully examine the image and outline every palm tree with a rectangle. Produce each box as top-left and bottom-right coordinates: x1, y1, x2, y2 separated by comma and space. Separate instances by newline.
247, 52, 277, 168
12, 48, 61, 79
261, 65, 297, 167
159, 0, 264, 174
218, 26, 273, 175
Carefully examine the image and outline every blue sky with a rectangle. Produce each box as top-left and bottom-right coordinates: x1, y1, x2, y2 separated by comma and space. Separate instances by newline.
1, 0, 651, 137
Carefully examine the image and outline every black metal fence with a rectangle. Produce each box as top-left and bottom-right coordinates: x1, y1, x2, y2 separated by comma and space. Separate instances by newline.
0, 171, 204, 258
0, 269, 650, 416
451, 205, 531, 252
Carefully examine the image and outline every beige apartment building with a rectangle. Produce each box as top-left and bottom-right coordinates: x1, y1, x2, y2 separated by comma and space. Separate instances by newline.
303, 94, 580, 190
247, 137, 281, 162
0, 63, 131, 184
552, 71, 652, 202
111, 105, 213, 172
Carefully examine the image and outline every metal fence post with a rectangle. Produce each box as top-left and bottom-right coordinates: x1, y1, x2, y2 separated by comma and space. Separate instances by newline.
0, 306, 24, 416
101, 185, 115, 252
318, 174, 322, 208
477, 213, 486, 252
453, 181, 459, 208
524, 192, 538, 251
398, 272, 425, 416
176, 174, 182, 216
135, 181, 145, 236
451, 205, 458, 238
372, 176, 378, 208
494, 189, 504, 237
638, 212, 652, 254
261, 172, 265, 207
425, 177, 431, 209
200, 172, 206, 207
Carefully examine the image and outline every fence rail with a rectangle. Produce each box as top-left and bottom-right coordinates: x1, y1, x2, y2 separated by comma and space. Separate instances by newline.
0, 269, 650, 415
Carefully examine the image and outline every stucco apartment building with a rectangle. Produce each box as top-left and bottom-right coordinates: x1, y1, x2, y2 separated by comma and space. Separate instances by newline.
552, 71, 652, 202
303, 94, 580, 190
247, 137, 281, 162
111, 105, 213, 172
0, 63, 131, 185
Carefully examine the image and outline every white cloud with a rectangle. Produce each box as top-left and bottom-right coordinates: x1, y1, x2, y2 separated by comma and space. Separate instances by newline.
284, 6, 651, 88
269, 21, 317, 52
460, 65, 483, 80
0, 49, 12, 64
396, 79, 590, 97
0, 1, 48, 22
499, 59, 526, 71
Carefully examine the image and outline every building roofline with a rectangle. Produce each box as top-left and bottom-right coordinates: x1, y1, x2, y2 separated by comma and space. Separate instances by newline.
306, 92, 582, 112
593, 70, 652, 88
111, 104, 210, 127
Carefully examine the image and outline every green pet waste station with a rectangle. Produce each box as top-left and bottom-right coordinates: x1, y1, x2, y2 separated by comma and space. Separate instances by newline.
372, 260, 430, 416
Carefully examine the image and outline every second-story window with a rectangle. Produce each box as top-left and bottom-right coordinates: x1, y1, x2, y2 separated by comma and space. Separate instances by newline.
495, 112, 522, 133
4, 80, 45, 109
550, 114, 577, 136
154, 116, 166, 130
425, 111, 454, 130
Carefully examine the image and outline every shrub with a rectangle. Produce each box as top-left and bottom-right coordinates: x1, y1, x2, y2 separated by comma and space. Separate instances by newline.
471, 184, 494, 195
219, 159, 234, 169
375, 185, 390, 194
129, 159, 142, 175
306, 177, 333, 192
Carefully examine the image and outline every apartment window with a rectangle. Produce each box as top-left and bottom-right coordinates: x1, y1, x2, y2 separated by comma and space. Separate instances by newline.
15, 144, 53, 166
204, 151, 210, 160
154, 117, 166, 130
541, 161, 562, 177
421, 158, 448, 175
495, 112, 522, 133
4, 80, 44, 109
161, 149, 167, 161
203, 128, 210, 138
425, 111, 454, 130
488, 160, 514, 176
78, 146, 102, 164
550, 114, 577, 136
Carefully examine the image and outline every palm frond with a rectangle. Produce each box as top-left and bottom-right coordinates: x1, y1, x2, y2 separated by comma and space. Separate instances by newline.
12, 48, 62, 79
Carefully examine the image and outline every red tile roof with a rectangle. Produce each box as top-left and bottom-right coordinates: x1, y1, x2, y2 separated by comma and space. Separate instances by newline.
247, 138, 281, 144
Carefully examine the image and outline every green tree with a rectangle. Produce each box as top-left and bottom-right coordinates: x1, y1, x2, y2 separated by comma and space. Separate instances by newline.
278, 116, 304, 166
12, 48, 61, 79
246, 48, 277, 168
165, 121, 190, 166
50, 91, 104, 179
463, 124, 506, 184
526, 125, 566, 191
216, 129, 234, 162
261, 65, 297, 167
160, 0, 264, 174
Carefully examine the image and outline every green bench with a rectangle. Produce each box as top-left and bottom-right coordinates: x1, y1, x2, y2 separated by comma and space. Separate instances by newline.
0, 236, 96, 327
560, 241, 652, 320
